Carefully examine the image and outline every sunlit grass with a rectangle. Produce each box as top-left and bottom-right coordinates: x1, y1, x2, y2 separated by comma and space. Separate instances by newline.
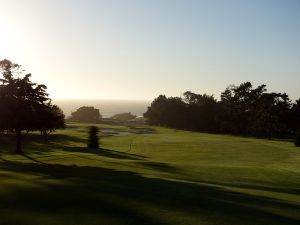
0, 123, 299, 225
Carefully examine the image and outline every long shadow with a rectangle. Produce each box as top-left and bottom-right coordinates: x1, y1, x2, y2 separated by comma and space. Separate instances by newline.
20, 153, 49, 165
20, 133, 87, 155
100, 148, 148, 160
0, 136, 16, 153
18, 133, 86, 143
24, 133, 148, 161
45, 133, 87, 145
135, 161, 180, 173
185, 177, 300, 196
60, 146, 147, 160
209, 180, 300, 196
0, 160, 299, 225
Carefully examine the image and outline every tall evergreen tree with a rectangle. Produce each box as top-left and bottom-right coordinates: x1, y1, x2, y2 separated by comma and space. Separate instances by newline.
87, 126, 99, 149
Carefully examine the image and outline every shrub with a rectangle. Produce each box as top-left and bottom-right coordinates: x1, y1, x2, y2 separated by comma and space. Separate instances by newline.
70, 106, 102, 123
87, 126, 99, 148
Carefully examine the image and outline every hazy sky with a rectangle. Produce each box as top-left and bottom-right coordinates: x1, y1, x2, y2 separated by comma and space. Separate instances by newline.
0, 0, 299, 100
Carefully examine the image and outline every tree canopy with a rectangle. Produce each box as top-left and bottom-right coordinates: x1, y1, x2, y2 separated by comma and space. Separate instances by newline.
144, 82, 300, 139
0, 59, 65, 153
70, 106, 102, 123
110, 112, 137, 122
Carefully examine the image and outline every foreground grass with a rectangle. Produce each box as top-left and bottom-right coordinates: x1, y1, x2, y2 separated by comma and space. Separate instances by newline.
0, 123, 299, 225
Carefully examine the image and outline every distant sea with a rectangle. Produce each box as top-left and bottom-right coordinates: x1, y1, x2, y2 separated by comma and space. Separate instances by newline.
53, 99, 151, 118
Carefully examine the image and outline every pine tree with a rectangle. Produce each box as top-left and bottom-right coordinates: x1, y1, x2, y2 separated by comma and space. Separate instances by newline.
87, 126, 99, 148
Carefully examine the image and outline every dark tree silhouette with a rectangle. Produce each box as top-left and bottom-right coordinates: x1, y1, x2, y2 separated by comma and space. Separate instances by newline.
144, 82, 298, 139
289, 99, 300, 134
37, 104, 65, 138
183, 91, 218, 131
70, 106, 102, 123
144, 95, 187, 129
0, 59, 65, 153
87, 126, 99, 148
144, 95, 169, 126
217, 82, 291, 137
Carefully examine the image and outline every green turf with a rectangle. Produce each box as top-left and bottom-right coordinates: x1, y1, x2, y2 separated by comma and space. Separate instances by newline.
0, 123, 299, 225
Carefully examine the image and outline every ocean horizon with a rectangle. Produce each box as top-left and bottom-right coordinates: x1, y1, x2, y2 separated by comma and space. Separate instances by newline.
53, 99, 151, 118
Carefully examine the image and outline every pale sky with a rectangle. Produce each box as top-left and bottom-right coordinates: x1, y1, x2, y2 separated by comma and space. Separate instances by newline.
0, 0, 299, 100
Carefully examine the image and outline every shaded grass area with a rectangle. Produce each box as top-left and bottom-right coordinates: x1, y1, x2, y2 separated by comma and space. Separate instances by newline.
0, 123, 300, 225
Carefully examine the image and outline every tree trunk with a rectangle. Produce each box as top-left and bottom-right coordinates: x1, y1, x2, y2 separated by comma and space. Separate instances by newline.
15, 129, 23, 154
43, 130, 48, 141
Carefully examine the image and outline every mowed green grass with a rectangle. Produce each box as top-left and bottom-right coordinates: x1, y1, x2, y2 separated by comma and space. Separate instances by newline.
0, 123, 299, 225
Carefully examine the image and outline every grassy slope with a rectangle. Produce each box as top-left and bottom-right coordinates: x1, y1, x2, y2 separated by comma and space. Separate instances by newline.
0, 123, 299, 225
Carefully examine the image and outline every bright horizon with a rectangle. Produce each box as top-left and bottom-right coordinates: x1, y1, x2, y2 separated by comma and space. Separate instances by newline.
1, 0, 299, 101
53, 98, 151, 102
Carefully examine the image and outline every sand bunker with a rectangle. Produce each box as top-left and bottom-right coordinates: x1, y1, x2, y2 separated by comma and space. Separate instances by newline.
130, 127, 156, 134
100, 127, 156, 136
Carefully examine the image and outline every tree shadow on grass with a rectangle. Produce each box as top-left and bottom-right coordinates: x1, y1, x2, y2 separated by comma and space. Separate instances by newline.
59, 147, 147, 161
99, 148, 148, 160
20, 153, 49, 165
0, 160, 299, 225
21, 133, 87, 146
184, 173, 300, 197
11, 133, 86, 144
0, 136, 14, 153
135, 161, 181, 173
23, 133, 148, 161
19, 133, 87, 154
193, 178, 300, 196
